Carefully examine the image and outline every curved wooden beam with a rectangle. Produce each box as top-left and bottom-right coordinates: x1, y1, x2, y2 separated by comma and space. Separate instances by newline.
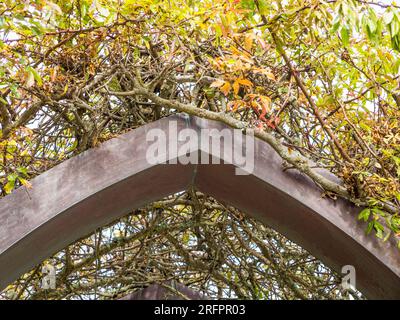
0, 114, 399, 299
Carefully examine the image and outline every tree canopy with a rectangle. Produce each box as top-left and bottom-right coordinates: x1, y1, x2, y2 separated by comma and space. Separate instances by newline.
0, 0, 399, 299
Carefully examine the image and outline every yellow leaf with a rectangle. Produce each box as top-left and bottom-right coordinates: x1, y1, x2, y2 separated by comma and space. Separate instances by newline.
259, 95, 272, 111
266, 72, 276, 81
63, 84, 69, 94
298, 92, 307, 104
251, 100, 259, 109
20, 148, 29, 156
4, 181, 14, 194
244, 34, 253, 52
19, 177, 32, 189
182, 232, 190, 245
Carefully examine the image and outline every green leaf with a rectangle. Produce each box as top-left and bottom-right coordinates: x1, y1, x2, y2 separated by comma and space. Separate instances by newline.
391, 34, 400, 51
340, 26, 350, 46
383, 11, 394, 25
371, 207, 386, 217
358, 208, 371, 222
7, 173, 18, 183
383, 230, 391, 242
366, 221, 374, 234
390, 215, 400, 232
80, 1, 89, 18
390, 17, 400, 36
367, 18, 377, 34
26, 67, 42, 86
331, 15, 341, 33
17, 167, 28, 176
373, 221, 385, 239
359, 122, 372, 132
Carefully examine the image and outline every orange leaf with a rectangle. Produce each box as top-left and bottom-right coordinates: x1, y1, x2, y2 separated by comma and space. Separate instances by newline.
238, 78, 253, 87
227, 101, 236, 111
233, 80, 240, 95
220, 81, 231, 96
50, 67, 58, 82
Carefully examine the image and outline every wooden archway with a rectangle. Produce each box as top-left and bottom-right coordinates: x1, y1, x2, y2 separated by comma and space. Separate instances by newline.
0, 114, 399, 299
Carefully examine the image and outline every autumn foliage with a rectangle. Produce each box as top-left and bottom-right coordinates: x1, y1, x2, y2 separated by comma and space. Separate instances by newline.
0, 0, 400, 299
